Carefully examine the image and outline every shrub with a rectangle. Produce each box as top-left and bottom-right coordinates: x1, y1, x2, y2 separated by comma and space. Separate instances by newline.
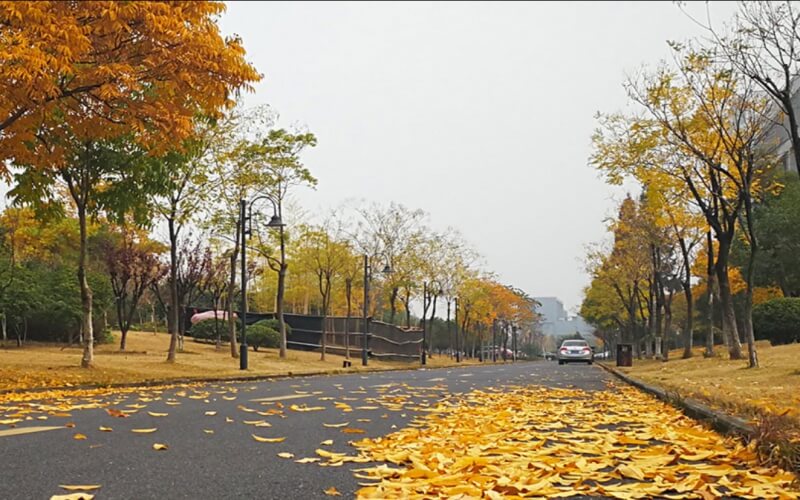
256, 318, 291, 336
247, 321, 281, 351
752, 298, 800, 345
190, 319, 232, 342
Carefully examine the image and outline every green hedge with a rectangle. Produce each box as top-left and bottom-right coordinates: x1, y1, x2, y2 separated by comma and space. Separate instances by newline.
246, 322, 280, 351
190, 318, 290, 350
752, 298, 800, 345
190, 319, 233, 342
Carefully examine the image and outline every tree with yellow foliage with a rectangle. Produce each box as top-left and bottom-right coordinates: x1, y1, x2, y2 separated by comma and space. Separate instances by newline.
0, 1, 260, 167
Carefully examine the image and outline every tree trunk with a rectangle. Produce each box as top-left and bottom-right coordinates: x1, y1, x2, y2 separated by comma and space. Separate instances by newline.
166, 216, 180, 362
78, 203, 94, 368
117, 296, 127, 351
275, 225, 288, 359
682, 283, 693, 359
742, 192, 760, 368
704, 232, 716, 357
715, 242, 744, 360
783, 92, 800, 178
662, 290, 672, 362
228, 227, 239, 359
446, 300, 452, 358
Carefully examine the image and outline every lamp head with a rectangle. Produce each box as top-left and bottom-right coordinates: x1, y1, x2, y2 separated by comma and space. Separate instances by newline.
266, 215, 284, 228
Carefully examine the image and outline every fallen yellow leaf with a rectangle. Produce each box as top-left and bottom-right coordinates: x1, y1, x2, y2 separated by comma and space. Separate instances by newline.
50, 494, 94, 500
73, 433, 87, 440
98, 427, 112, 432
323, 486, 342, 496
59, 485, 102, 491
131, 428, 157, 434
152, 443, 168, 451
277, 452, 295, 459
147, 412, 168, 417
320, 439, 334, 446
323, 422, 349, 428
252, 434, 286, 443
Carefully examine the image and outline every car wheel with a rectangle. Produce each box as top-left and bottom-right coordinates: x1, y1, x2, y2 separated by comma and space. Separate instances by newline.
558, 360, 564, 365
588, 360, 593, 365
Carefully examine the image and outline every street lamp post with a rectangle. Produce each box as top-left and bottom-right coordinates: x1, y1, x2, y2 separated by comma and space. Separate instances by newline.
361, 254, 391, 366
239, 195, 284, 370
421, 282, 428, 366
362, 255, 369, 366
454, 297, 460, 363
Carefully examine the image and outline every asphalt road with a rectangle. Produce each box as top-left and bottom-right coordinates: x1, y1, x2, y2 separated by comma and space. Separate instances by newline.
0, 360, 608, 499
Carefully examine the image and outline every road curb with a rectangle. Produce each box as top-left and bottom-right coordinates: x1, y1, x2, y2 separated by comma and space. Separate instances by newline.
0, 359, 500, 398
598, 362, 755, 439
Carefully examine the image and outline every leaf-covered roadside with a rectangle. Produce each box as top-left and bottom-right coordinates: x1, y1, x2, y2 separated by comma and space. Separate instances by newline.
318, 384, 799, 499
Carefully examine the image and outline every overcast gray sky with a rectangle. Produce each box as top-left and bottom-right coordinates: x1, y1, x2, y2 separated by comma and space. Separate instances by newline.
219, 1, 737, 312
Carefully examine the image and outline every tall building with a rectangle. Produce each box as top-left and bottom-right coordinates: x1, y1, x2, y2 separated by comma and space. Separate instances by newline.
761, 78, 800, 173
533, 296, 595, 341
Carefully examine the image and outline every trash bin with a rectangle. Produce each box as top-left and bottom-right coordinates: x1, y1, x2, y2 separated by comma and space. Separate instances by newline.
616, 344, 633, 367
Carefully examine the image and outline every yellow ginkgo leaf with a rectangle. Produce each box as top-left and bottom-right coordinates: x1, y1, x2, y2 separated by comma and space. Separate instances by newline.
50, 494, 95, 500
277, 452, 295, 459
295, 457, 321, 464
323, 486, 342, 496
252, 434, 286, 443
205, 411, 217, 416
73, 433, 87, 440
58, 485, 101, 492
341, 428, 366, 434
152, 443, 168, 451
147, 412, 168, 417
290, 404, 326, 412
98, 427, 112, 432
58, 485, 101, 491
131, 428, 157, 434
323, 422, 349, 428
320, 439, 333, 446
203, 429, 214, 434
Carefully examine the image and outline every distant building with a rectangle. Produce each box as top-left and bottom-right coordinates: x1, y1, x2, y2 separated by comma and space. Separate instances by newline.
534, 296, 596, 346
761, 78, 800, 173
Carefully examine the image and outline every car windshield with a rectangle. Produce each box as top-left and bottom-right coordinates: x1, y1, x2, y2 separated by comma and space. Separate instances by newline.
562, 341, 588, 347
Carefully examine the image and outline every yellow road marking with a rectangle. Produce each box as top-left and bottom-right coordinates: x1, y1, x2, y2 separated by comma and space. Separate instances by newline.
250, 394, 312, 403
0, 426, 64, 438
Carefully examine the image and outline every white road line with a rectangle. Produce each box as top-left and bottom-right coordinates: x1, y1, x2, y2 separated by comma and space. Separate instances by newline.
0, 426, 65, 438
249, 394, 312, 402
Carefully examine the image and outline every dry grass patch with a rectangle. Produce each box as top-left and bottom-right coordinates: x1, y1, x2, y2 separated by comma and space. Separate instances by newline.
0, 330, 480, 392
616, 343, 800, 424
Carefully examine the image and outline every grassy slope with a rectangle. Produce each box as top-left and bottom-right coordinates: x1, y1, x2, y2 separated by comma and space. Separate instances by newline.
0, 330, 479, 391
617, 342, 800, 423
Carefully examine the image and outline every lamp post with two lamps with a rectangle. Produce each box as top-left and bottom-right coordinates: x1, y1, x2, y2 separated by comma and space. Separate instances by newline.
239, 195, 284, 371
361, 254, 392, 366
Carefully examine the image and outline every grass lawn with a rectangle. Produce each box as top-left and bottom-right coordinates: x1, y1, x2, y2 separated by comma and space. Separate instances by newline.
0, 330, 481, 392
614, 342, 800, 424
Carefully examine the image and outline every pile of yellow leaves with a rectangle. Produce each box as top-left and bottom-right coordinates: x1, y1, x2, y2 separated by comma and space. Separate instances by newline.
317, 384, 799, 499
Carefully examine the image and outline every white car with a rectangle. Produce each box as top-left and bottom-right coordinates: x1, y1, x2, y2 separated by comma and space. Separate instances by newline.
557, 340, 593, 365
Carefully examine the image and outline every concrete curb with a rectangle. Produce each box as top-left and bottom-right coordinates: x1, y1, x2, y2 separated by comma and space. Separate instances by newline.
598, 362, 755, 439
0, 359, 500, 398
